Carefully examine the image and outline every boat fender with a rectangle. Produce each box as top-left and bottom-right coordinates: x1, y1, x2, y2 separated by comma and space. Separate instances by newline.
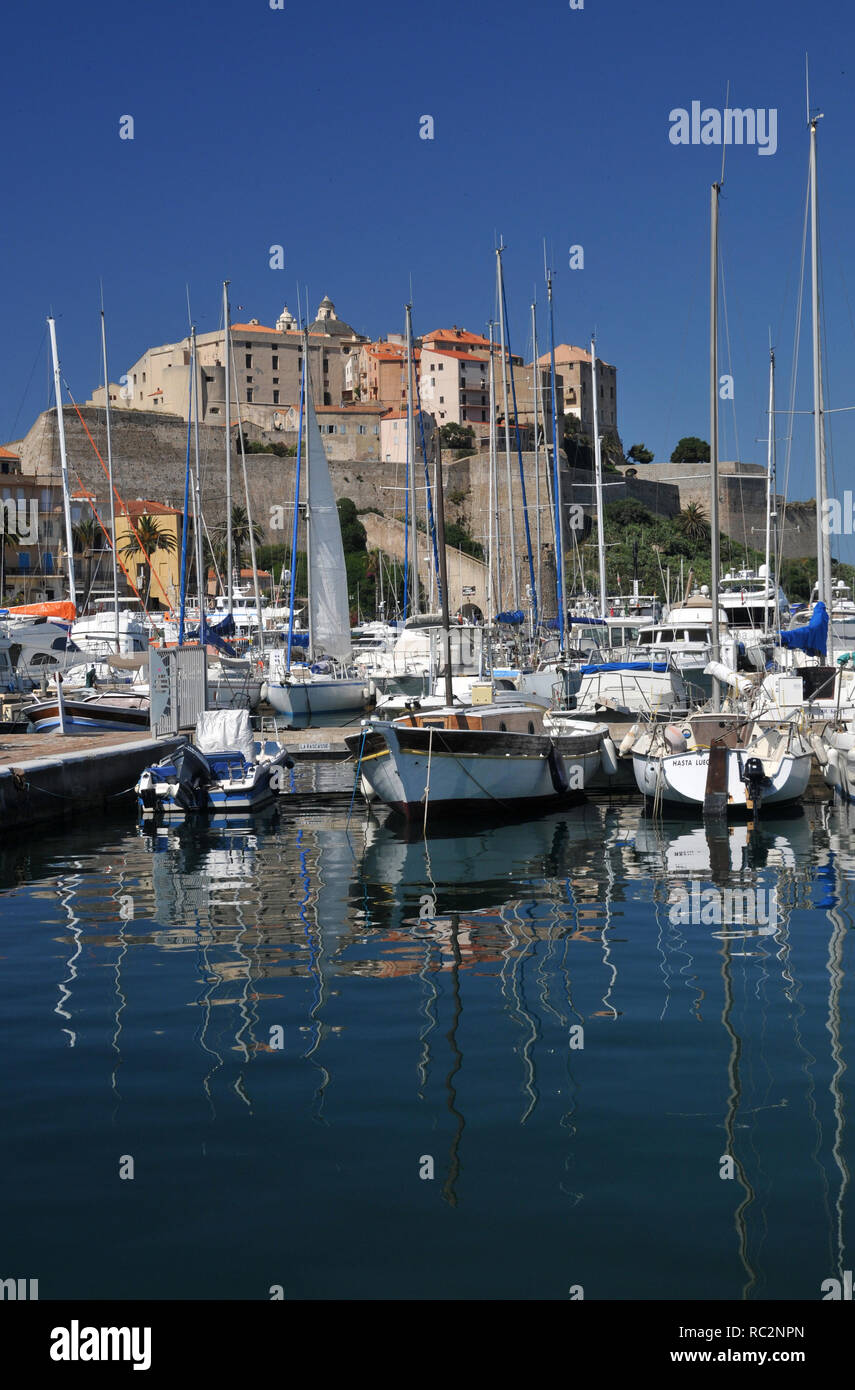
618, 723, 639, 757
664, 724, 687, 754
600, 736, 619, 777
547, 742, 570, 794
810, 733, 829, 768
260, 682, 269, 702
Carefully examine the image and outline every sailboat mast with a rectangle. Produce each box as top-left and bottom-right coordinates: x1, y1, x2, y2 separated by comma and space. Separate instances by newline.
496, 245, 519, 610
47, 316, 77, 610
532, 301, 542, 613
810, 114, 832, 638
591, 336, 607, 619
100, 308, 120, 646
488, 319, 501, 618
546, 265, 566, 651
223, 280, 233, 617
764, 347, 775, 637
405, 303, 420, 617
191, 327, 205, 627
710, 182, 722, 711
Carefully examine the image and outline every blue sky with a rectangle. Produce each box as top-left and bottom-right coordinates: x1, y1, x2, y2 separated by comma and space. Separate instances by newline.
4, 0, 855, 555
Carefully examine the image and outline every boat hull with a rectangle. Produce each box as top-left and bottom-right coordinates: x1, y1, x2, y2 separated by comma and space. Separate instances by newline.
347, 722, 603, 820
267, 677, 367, 717
25, 699, 150, 733
632, 747, 812, 808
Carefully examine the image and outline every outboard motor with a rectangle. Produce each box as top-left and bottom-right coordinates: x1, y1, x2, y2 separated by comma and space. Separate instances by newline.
173, 744, 213, 813
740, 755, 771, 814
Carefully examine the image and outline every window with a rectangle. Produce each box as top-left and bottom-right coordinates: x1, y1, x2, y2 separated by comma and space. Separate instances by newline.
142, 372, 146, 382
246, 389, 253, 403
338, 424, 347, 434
272, 355, 279, 369
481, 410, 486, 422
358, 425, 367, 435
204, 374, 214, 383
246, 355, 252, 369
209, 407, 220, 414
273, 390, 280, 405
272, 376, 279, 385
438, 362, 444, 370
439, 396, 444, 404
372, 425, 379, 434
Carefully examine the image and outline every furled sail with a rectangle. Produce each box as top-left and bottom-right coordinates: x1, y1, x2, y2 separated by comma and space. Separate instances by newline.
305, 386, 352, 661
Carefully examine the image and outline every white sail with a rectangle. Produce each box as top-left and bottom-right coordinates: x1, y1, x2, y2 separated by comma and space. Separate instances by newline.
305, 385, 352, 661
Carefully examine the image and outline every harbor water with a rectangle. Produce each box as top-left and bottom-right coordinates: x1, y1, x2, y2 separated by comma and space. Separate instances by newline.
1, 761, 852, 1301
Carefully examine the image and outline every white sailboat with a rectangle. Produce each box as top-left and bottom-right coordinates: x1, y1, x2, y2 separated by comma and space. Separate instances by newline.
630, 180, 812, 814
266, 331, 367, 719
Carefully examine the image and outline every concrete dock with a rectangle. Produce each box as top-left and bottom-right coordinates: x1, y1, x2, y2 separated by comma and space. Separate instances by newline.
0, 732, 185, 829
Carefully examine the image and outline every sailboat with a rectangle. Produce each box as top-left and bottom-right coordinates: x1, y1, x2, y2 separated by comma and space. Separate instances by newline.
346, 421, 608, 820
266, 330, 367, 720
629, 181, 812, 814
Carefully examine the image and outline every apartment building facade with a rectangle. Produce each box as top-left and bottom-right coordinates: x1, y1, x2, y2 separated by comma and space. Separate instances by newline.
536, 344, 618, 438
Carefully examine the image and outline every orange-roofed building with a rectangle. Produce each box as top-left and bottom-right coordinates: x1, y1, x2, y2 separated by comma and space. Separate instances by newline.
536, 343, 617, 440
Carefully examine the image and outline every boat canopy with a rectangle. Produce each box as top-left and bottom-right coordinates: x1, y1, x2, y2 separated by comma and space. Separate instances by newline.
778, 600, 828, 658
580, 660, 669, 674
545, 614, 608, 629
495, 610, 525, 624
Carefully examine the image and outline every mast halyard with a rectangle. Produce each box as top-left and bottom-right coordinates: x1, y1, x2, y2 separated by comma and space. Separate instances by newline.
223, 280, 233, 618
810, 113, 832, 654
710, 182, 722, 712
764, 347, 775, 638
496, 244, 519, 611
546, 263, 566, 653
47, 316, 77, 611
100, 307, 120, 647
591, 336, 607, 620
405, 302, 420, 619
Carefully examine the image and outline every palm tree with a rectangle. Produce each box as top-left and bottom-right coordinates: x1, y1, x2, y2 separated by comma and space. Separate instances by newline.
120, 514, 177, 607
72, 517, 104, 608
675, 502, 710, 543
230, 504, 263, 578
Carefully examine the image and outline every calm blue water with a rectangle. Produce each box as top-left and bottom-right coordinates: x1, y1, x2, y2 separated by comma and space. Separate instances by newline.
1, 768, 853, 1301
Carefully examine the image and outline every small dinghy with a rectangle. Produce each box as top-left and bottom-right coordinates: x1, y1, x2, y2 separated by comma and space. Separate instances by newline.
136, 709, 293, 818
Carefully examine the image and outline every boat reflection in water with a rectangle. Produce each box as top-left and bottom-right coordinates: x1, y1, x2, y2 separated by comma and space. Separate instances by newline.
0, 793, 852, 1299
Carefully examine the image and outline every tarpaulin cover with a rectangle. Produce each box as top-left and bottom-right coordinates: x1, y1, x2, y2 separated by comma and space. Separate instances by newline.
580, 660, 669, 674
778, 600, 828, 658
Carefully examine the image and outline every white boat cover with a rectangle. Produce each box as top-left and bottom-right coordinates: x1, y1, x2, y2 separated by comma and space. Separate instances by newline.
195, 709, 254, 761
305, 386, 352, 662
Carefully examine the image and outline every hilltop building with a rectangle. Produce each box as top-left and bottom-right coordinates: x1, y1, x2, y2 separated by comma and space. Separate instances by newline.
537, 344, 618, 439
90, 297, 367, 433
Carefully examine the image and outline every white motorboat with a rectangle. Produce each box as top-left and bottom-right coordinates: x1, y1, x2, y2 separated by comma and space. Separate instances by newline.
136, 709, 293, 818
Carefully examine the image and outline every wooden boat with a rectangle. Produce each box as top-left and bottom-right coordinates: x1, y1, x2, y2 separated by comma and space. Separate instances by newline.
345, 687, 607, 820
24, 689, 150, 733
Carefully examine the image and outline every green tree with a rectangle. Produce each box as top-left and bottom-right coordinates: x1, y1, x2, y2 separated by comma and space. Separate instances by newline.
337, 498, 367, 554
438, 422, 475, 452
627, 443, 654, 465
120, 514, 177, 607
72, 516, 105, 605
230, 504, 263, 576
674, 502, 711, 542
670, 436, 710, 463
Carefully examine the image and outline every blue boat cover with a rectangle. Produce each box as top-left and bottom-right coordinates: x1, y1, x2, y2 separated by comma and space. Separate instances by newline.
778, 600, 828, 658
545, 614, 608, 629
580, 660, 669, 674
495, 610, 525, 624
185, 612, 238, 656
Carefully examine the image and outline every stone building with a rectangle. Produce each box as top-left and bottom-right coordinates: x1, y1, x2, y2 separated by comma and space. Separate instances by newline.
90, 297, 367, 432
537, 344, 618, 439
